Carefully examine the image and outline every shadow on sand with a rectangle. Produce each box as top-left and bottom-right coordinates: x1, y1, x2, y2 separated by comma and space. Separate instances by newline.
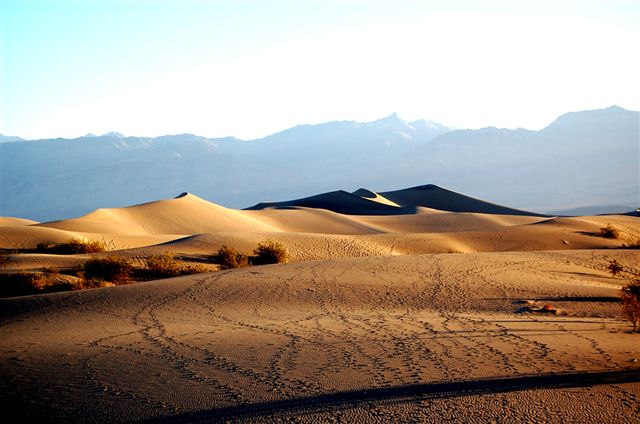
138, 369, 640, 423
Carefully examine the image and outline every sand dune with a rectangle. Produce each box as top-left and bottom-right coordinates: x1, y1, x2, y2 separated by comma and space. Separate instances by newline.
246, 189, 407, 215
1, 185, 639, 422
380, 184, 548, 216
0, 217, 38, 226
1, 199, 637, 259
114, 214, 638, 262
0, 225, 85, 249
352, 188, 401, 207
38, 193, 279, 235
1, 250, 639, 422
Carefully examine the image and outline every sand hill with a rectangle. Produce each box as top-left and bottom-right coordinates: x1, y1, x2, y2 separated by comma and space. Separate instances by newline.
39, 192, 279, 235
246, 189, 406, 215
1, 184, 639, 422
379, 184, 548, 216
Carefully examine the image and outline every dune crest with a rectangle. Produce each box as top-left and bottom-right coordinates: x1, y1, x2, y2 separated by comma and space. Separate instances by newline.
37, 192, 279, 236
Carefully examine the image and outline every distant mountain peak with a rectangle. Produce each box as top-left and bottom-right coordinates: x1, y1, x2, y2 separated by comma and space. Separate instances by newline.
102, 131, 125, 138
606, 105, 627, 111
373, 112, 405, 125
543, 105, 638, 131
0, 134, 25, 143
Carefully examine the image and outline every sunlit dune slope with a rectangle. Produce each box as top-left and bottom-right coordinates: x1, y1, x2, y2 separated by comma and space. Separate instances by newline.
37, 192, 279, 235
351, 188, 401, 207
0, 217, 38, 227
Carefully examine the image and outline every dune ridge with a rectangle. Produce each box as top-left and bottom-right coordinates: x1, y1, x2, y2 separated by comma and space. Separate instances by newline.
1, 185, 638, 257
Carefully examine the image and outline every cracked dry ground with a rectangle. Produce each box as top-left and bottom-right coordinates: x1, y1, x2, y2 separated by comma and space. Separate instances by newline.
1, 250, 639, 423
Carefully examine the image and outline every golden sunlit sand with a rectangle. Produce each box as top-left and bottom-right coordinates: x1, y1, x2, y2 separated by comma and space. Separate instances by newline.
1, 188, 639, 422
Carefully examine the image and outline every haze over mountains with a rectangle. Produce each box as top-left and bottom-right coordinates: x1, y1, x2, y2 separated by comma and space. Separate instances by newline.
1, 106, 638, 221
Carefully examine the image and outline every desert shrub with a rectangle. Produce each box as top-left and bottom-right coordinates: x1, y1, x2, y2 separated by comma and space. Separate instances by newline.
0, 272, 76, 297
181, 263, 208, 275
621, 280, 640, 332
599, 224, 620, 239
217, 246, 250, 270
41, 266, 60, 275
74, 279, 112, 290
252, 240, 288, 265
37, 239, 106, 255
0, 272, 47, 296
142, 252, 207, 279
607, 259, 624, 277
144, 252, 183, 278
82, 256, 133, 285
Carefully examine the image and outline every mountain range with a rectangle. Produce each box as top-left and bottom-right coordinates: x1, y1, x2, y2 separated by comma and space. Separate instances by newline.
1, 106, 638, 221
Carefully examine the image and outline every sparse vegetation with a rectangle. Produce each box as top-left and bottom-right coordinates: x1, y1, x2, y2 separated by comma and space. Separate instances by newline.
82, 256, 134, 285
36, 239, 106, 254
0, 251, 211, 297
252, 240, 288, 265
0, 272, 48, 296
622, 239, 640, 249
0, 240, 289, 297
0, 271, 77, 297
598, 224, 620, 239
607, 259, 624, 277
621, 280, 640, 332
141, 252, 207, 279
216, 246, 250, 270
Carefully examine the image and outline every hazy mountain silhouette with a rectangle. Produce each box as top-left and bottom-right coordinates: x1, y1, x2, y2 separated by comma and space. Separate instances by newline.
1, 106, 637, 221
0, 134, 25, 143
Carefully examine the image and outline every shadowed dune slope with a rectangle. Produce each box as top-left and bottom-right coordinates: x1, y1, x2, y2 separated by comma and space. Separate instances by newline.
380, 184, 548, 216
246, 190, 407, 215
246, 185, 547, 217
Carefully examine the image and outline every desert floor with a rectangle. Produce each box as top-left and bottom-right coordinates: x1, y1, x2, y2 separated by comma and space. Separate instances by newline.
1, 250, 639, 422
1, 190, 639, 422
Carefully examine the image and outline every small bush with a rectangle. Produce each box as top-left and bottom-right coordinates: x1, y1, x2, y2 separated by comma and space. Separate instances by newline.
144, 252, 183, 278
83, 256, 133, 285
252, 240, 288, 265
607, 259, 624, 277
621, 280, 640, 332
217, 246, 250, 270
599, 224, 620, 239
142, 252, 207, 279
37, 239, 106, 255
0, 272, 76, 297
41, 266, 60, 275
0, 272, 47, 296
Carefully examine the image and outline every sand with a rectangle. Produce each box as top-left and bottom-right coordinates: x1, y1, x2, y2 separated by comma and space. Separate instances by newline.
1, 251, 639, 422
1, 188, 639, 422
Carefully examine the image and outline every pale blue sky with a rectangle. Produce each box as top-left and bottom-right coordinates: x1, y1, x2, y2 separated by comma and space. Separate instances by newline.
2, 0, 639, 139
